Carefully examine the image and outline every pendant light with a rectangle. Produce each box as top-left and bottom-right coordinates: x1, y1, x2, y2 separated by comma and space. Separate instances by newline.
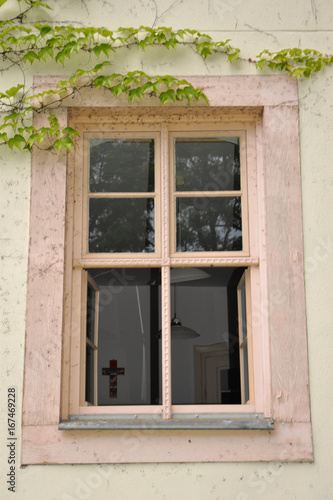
170, 314, 200, 339
157, 268, 210, 340
171, 278, 201, 340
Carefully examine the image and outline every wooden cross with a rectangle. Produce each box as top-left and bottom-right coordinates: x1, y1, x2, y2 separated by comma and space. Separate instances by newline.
102, 360, 125, 398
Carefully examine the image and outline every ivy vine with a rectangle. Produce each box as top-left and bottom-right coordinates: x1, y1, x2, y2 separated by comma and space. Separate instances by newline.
1, 0, 332, 151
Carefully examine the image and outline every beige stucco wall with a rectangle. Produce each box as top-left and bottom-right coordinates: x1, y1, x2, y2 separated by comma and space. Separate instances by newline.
1, 0, 333, 498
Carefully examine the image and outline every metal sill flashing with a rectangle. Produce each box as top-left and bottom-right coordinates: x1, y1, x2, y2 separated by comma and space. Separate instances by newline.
59, 413, 274, 431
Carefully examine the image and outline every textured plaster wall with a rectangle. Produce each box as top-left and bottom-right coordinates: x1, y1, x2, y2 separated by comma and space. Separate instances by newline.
0, 0, 333, 498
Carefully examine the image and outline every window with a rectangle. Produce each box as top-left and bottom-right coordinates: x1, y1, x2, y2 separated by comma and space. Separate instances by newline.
66, 114, 263, 422
84, 273, 99, 406
22, 76, 312, 464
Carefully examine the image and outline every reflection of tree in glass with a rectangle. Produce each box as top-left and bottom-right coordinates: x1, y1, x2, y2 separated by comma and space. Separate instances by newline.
88, 139, 155, 253
89, 198, 155, 253
175, 139, 240, 192
89, 139, 155, 193
176, 197, 242, 252
175, 139, 242, 252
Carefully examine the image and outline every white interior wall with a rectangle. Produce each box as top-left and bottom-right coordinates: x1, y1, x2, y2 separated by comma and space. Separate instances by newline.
97, 284, 229, 406
1, 0, 333, 498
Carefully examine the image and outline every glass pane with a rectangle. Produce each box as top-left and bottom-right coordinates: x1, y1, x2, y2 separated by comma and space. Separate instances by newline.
220, 369, 241, 404
175, 138, 240, 192
89, 139, 155, 193
242, 342, 249, 403
85, 344, 95, 405
240, 280, 247, 343
85, 268, 161, 406
170, 267, 245, 405
89, 198, 155, 253
176, 197, 242, 252
86, 281, 97, 343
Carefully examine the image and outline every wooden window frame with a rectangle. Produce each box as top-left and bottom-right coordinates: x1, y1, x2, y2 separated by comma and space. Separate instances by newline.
82, 272, 99, 406
68, 117, 258, 419
22, 75, 313, 464
237, 269, 253, 404
169, 130, 249, 257
81, 131, 161, 259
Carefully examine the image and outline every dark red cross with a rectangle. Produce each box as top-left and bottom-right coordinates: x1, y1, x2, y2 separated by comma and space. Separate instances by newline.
102, 360, 125, 398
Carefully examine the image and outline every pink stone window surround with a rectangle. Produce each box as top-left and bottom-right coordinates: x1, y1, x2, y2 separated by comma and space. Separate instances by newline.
22, 76, 312, 464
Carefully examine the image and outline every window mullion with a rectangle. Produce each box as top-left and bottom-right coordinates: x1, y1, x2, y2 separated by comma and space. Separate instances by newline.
161, 266, 171, 419
160, 124, 172, 419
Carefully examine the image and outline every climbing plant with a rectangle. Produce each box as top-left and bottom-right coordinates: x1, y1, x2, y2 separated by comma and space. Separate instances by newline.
1, 0, 333, 151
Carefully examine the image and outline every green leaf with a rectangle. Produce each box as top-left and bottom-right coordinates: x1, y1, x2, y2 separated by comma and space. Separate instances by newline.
94, 76, 106, 87
54, 137, 74, 152
39, 25, 53, 37
62, 127, 80, 137
26, 132, 44, 146
183, 86, 196, 102
0, 132, 8, 142
176, 88, 186, 100
23, 126, 35, 135
93, 43, 113, 57
291, 68, 306, 77
196, 42, 212, 58
110, 84, 124, 97
256, 59, 267, 70
38, 46, 53, 61
4, 112, 19, 123
128, 87, 143, 102
0, 0, 8, 8
228, 52, 239, 63
93, 45, 102, 57
23, 51, 40, 64
8, 134, 26, 150
164, 38, 177, 50
55, 50, 66, 64
157, 32, 166, 43
30, 1, 52, 9
138, 39, 147, 51
99, 43, 113, 56
200, 47, 212, 58
24, 34, 38, 44
5, 85, 24, 98
160, 89, 176, 104
141, 81, 154, 93
197, 91, 209, 104
47, 37, 60, 49
92, 61, 112, 72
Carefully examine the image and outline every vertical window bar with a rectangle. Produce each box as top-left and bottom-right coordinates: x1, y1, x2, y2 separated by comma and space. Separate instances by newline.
161, 266, 171, 419
161, 124, 172, 419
